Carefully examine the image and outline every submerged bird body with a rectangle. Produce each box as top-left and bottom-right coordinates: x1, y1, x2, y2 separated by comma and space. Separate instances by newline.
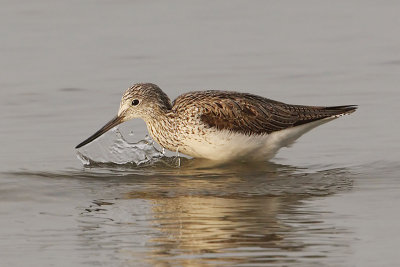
76, 83, 357, 162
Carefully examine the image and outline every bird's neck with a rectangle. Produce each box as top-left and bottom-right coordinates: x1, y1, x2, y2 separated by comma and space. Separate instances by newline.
145, 112, 180, 152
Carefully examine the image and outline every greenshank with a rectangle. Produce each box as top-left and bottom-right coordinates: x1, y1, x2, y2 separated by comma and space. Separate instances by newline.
76, 83, 357, 161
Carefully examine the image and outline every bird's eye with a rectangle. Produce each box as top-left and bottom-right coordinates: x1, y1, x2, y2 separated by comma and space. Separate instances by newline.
131, 99, 140, 106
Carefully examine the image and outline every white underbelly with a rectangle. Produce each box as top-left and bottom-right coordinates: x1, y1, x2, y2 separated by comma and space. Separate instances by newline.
178, 117, 336, 162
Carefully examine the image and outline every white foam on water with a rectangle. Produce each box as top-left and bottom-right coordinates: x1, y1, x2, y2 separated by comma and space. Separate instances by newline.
76, 128, 164, 166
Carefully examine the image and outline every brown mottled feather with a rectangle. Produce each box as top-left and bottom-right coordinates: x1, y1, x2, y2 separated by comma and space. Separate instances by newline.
173, 90, 357, 135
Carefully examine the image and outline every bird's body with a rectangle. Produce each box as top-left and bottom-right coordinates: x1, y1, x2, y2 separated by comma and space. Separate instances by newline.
76, 83, 357, 162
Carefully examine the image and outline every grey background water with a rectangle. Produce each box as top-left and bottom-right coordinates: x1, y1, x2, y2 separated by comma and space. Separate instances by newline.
1, 1, 399, 266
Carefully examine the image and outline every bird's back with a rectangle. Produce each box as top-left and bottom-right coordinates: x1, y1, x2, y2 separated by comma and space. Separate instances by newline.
172, 90, 357, 136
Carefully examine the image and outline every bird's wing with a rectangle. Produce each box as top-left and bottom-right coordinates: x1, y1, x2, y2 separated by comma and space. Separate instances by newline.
173, 91, 357, 135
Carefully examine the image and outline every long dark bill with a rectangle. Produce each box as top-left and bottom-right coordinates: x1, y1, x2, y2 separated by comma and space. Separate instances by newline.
75, 115, 124, 149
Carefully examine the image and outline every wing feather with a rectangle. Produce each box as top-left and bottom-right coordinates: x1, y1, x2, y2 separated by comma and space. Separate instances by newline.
172, 90, 357, 135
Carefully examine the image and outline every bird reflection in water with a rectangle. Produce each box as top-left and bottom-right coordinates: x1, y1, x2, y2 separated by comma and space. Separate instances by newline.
79, 161, 353, 266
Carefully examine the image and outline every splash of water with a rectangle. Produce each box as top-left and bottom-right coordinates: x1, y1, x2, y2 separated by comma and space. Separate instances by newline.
76, 128, 164, 166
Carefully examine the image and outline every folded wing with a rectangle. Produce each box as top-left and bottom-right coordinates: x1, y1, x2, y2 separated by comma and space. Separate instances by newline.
173, 91, 357, 136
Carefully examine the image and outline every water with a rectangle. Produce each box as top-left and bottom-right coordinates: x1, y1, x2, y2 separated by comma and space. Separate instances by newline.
76, 128, 165, 166
1, 0, 400, 266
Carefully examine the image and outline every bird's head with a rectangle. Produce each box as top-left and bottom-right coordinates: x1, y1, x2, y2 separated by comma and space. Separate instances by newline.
75, 83, 172, 149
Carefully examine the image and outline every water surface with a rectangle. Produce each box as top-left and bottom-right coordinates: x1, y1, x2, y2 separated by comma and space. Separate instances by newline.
1, 1, 400, 266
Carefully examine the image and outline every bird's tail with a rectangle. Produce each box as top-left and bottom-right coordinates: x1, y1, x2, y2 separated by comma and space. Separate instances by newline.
320, 105, 358, 116
289, 104, 358, 127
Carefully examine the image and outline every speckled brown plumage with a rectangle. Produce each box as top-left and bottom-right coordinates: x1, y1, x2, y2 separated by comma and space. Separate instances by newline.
173, 90, 357, 136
